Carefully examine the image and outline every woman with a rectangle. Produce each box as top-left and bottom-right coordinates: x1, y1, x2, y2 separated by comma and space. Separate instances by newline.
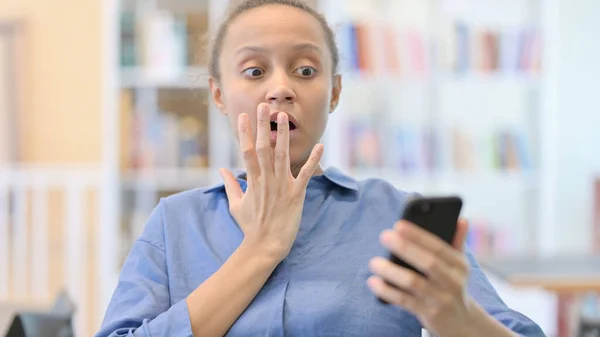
96, 0, 546, 336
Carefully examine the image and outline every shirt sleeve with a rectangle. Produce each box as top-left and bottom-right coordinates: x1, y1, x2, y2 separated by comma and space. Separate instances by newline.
95, 200, 193, 337
464, 248, 547, 337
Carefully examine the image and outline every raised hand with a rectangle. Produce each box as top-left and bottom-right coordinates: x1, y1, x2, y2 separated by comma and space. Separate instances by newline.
220, 103, 324, 262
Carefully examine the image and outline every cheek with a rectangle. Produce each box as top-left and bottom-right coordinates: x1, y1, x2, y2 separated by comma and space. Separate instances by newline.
226, 85, 263, 117
305, 87, 331, 125
228, 114, 240, 140
221, 83, 262, 133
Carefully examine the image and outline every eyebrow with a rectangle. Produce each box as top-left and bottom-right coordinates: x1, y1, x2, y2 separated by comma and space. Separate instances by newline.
234, 43, 323, 56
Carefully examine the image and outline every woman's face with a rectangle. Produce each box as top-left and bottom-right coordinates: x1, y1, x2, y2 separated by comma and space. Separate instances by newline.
210, 4, 341, 171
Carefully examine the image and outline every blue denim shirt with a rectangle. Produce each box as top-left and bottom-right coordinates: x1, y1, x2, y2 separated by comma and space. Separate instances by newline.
96, 167, 545, 337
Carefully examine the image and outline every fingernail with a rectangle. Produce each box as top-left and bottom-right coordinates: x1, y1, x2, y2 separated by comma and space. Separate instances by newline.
380, 231, 393, 245
260, 103, 269, 115
278, 112, 286, 123
367, 276, 379, 288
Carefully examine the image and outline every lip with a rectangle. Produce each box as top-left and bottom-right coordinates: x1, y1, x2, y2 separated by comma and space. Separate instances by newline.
269, 112, 299, 130
268, 112, 299, 144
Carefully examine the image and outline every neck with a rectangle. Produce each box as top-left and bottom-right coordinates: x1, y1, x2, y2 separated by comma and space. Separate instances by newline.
290, 161, 323, 179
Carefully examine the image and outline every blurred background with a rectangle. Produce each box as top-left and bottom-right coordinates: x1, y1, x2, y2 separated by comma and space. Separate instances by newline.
0, 0, 599, 336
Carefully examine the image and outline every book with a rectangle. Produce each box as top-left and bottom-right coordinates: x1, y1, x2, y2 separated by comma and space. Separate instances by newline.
438, 21, 458, 71
452, 127, 475, 171
335, 22, 357, 73
119, 90, 134, 170
137, 9, 187, 81
478, 30, 499, 72
120, 12, 138, 67
499, 29, 521, 73
405, 30, 428, 77
382, 24, 401, 76
454, 22, 470, 74
347, 118, 382, 169
355, 23, 373, 74
493, 129, 531, 170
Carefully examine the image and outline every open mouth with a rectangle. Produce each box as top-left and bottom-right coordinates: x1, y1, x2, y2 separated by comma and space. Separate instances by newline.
270, 120, 297, 131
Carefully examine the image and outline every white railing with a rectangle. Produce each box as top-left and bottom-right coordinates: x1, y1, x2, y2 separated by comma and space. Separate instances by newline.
0, 166, 109, 336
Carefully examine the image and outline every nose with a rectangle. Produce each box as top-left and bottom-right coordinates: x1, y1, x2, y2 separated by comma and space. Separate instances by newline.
265, 73, 296, 104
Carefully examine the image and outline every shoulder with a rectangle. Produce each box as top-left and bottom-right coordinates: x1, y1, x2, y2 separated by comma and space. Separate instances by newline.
137, 184, 229, 245
160, 185, 225, 214
357, 175, 419, 203
324, 167, 418, 205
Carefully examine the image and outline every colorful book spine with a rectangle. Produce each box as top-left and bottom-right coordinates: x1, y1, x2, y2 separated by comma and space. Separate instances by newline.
382, 24, 401, 76
124, 105, 209, 170
355, 23, 373, 74
333, 21, 429, 77
465, 219, 512, 256
406, 30, 428, 77
454, 22, 470, 74
120, 12, 137, 67
347, 118, 382, 169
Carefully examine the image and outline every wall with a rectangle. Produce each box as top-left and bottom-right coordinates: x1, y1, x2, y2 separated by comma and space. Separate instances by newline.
0, 0, 102, 164
553, 0, 600, 253
0, 0, 104, 334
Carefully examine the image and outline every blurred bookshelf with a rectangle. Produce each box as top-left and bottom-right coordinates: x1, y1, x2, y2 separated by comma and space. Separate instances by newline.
112, 0, 545, 260
115, 0, 221, 259
318, 0, 543, 259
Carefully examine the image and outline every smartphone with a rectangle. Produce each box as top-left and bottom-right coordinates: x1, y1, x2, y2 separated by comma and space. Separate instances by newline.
378, 195, 463, 304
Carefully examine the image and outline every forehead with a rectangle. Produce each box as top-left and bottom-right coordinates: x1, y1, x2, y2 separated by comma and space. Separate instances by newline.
222, 5, 328, 55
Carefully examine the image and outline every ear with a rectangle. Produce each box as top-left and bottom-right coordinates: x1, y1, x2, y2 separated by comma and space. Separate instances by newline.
329, 74, 342, 113
209, 76, 227, 115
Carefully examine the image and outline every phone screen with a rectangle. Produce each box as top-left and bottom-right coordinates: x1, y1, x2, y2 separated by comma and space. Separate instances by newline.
401, 196, 462, 246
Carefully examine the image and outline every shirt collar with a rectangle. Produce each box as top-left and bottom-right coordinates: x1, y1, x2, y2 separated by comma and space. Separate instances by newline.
202, 166, 359, 194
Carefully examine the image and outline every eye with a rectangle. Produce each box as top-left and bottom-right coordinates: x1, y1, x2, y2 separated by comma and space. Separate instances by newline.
243, 67, 264, 78
294, 66, 317, 77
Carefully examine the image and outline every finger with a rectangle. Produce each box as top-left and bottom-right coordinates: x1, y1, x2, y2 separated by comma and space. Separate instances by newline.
238, 113, 260, 182
369, 257, 446, 302
255, 103, 273, 176
394, 220, 465, 269
380, 229, 463, 292
452, 218, 469, 252
367, 276, 425, 314
220, 168, 243, 202
274, 112, 290, 180
295, 143, 324, 188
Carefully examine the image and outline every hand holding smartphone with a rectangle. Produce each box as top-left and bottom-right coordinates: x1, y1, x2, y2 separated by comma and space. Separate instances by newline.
378, 196, 463, 304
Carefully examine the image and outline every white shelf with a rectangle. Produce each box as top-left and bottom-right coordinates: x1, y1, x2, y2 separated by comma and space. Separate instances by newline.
339, 71, 539, 88
121, 167, 213, 190
120, 0, 209, 13
438, 72, 540, 87
340, 72, 432, 85
120, 66, 209, 88
341, 168, 538, 191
